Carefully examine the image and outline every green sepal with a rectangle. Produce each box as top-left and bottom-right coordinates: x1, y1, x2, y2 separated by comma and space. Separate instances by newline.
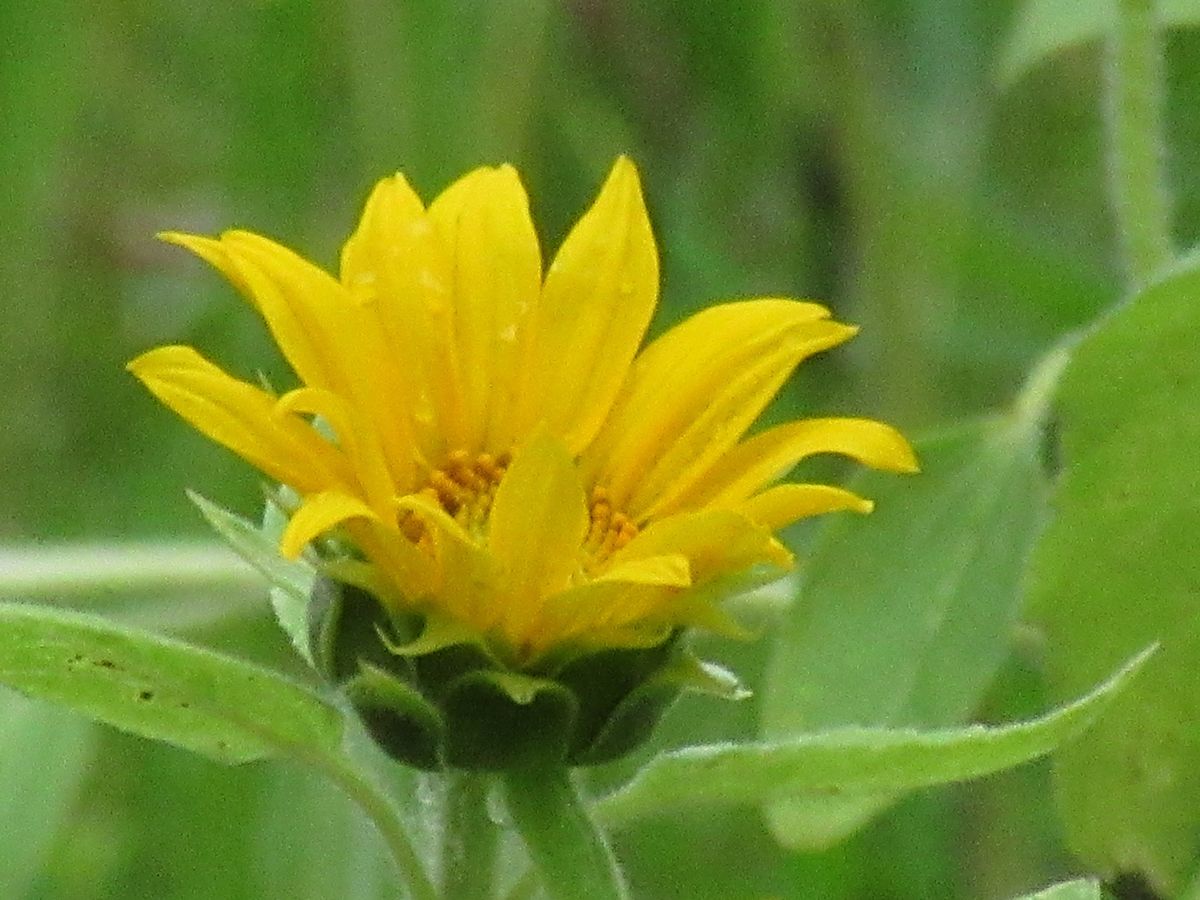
309, 577, 750, 771
482, 670, 563, 704
662, 564, 788, 641
566, 648, 750, 766
343, 662, 443, 771
655, 653, 751, 701
188, 490, 317, 665
377, 612, 496, 661
409, 641, 498, 700
440, 670, 578, 770
571, 670, 681, 766
553, 638, 679, 761
308, 578, 417, 685
187, 490, 312, 603
320, 558, 402, 610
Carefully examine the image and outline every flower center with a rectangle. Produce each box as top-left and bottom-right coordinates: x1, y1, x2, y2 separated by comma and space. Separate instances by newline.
417, 450, 508, 537
398, 451, 639, 570
583, 485, 639, 569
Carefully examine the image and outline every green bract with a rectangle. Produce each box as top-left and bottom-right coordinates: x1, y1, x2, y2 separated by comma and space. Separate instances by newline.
308, 576, 742, 770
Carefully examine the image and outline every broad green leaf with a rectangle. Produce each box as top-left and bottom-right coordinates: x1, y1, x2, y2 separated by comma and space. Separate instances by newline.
189, 491, 315, 664
761, 411, 1048, 849
593, 648, 1149, 828
0, 602, 341, 765
0, 690, 94, 899
1014, 879, 1102, 900
1026, 259, 1200, 892
998, 0, 1200, 87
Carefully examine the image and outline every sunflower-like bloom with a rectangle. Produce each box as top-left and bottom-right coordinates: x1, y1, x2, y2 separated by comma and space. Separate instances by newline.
129, 158, 915, 669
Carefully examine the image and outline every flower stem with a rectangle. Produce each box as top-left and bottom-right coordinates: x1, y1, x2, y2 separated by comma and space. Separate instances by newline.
1106, 0, 1173, 290
500, 767, 629, 900
441, 771, 498, 900
309, 750, 439, 900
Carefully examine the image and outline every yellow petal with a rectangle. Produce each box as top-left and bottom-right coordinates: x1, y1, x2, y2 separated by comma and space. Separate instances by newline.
275, 387, 396, 515
395, 494, 500, 628
513, 157, 659, 452
610, 508, 792, 584
166, 231, 346, 392
577, 622, 676, 653
343, 518, 439, 606
170, 230, 418, 485
543, 577, 750, 656
159, 231, 255, 300
338, 176, 435, 477
427, 166, 542, 453
666, 417, 918, 514
584, 299, 856, 520
227, 231, 418, 463
127, 345, 351, 493
737, 484, 874, 531
340, 173, 426, 300
488, 430, 590, 635
280, 490, 379, 558
537, 579, 679, 649
593, 554, 691, 588
338, 175, 457, 463
519, 553, 690, 658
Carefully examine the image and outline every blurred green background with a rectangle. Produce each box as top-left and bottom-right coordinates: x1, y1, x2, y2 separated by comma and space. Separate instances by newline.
0, 1, 1188, 898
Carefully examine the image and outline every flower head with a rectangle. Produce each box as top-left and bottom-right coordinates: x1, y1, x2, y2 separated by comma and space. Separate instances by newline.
130, 157, 915, 669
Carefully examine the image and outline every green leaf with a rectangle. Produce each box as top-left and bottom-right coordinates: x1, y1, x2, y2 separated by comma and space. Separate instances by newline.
593, 648, 1150, 828
761, 412, 1048, 848
0, 602, 341, 765
0, 690, 94, 899
1026, 259, 1200, 892
998, 0, 1200, 87
189, 490, 315, 664
1013, 879, 1103, 900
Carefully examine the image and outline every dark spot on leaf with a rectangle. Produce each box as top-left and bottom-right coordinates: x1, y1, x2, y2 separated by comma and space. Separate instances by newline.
68, 654, 82, 664
94, 659, 118, 670
138, 690, 153, 701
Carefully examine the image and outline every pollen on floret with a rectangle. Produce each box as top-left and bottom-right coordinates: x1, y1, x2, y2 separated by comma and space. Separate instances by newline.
399, 449, 511, 541
583, 485, 639, 570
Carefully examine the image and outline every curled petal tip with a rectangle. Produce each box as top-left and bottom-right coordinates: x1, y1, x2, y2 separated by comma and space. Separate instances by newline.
868, 424, 921, 474
157, 231, 226, 259
895, 442, 921, 474
157, 230, 201, 246
125, 343, 188, 376
767, 538, 795, 569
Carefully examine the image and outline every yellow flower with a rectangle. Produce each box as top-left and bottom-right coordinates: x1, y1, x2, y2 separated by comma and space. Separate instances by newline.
129, 157, 916, 666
